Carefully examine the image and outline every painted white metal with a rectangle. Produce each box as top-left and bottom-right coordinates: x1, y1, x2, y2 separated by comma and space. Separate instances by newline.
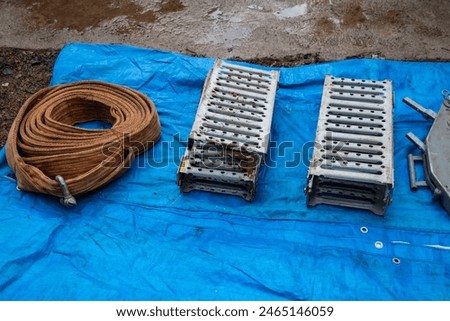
178, 60, 279, 200
306, 75, 394, 215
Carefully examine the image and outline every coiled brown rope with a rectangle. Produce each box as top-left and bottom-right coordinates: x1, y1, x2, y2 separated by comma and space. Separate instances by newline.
6, 81, 161, 205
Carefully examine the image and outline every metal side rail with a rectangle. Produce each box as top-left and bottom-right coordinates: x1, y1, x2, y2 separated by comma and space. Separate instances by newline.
404, 90, 450, 215
305, 75, 394, 215
177, 60, 279, 200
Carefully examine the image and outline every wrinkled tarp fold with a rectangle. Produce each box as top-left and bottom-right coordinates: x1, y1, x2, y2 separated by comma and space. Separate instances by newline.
0, 43, 449, 300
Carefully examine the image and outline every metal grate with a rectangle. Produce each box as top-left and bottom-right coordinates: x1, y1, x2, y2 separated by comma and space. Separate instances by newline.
305, 75, 394, 215
177, 60, 279, 200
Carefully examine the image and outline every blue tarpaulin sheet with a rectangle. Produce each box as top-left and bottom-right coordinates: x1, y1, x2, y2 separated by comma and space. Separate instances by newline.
1, 43, 449, 300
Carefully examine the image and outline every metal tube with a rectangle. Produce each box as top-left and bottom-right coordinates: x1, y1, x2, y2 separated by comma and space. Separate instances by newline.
408, 154, 418, 190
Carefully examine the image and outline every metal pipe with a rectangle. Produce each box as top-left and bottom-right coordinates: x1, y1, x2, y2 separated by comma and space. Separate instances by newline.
408, 154, 418, 190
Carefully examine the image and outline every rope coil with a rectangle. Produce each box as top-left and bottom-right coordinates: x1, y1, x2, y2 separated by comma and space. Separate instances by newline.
6, 81, 161, 204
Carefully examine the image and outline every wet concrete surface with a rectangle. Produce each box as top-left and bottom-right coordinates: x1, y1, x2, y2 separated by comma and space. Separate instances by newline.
0, 0, 449, 61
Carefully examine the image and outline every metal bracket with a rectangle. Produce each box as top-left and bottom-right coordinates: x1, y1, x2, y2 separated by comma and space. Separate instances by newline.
407, 154, 428, 189
403, 97, 436, 121
406, 132, 426, 152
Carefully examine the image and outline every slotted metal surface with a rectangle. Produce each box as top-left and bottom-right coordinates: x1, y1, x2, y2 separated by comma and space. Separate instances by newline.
178, 60, 279, 200
306, 75, 394, 215
190, 60, 278, 154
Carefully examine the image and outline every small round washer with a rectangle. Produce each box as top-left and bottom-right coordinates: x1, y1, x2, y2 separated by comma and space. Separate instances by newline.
392, 257, 401, 264
374, 241, 383, 249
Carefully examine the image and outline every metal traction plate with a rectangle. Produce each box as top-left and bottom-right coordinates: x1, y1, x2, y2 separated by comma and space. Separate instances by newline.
305, 75, 394, 215
178, 60, 279, 200
190, 60, 278, 154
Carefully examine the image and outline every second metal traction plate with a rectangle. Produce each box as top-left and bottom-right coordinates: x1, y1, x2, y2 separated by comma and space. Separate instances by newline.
306, 75, 394, 215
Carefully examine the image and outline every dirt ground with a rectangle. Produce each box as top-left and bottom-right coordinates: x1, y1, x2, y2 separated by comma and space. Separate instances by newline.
0, 48, 58, 147
2, 0, 449, 61
0, 0, 449, 147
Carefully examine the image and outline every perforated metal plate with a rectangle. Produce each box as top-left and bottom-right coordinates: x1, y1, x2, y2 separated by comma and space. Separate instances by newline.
178, 60, 279, 200
305, 75, 394, 215
190, 60, 279, 155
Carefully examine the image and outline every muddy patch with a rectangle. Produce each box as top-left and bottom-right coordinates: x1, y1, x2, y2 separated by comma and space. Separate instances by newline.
235, 53, 322, 67
159, 0, 185, 14
342, 4, 366, 27
22, 0, 185, 31
382, 10, 402, 25
315, 17, 335, 36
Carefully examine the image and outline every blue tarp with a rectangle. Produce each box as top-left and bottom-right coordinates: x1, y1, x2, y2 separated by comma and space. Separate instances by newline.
0, 43, 449, 300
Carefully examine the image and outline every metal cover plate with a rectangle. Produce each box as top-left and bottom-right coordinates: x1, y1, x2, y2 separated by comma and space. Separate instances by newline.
424, 95, 450, 213
190, 60, 279, 155
306, 75, 394, 215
